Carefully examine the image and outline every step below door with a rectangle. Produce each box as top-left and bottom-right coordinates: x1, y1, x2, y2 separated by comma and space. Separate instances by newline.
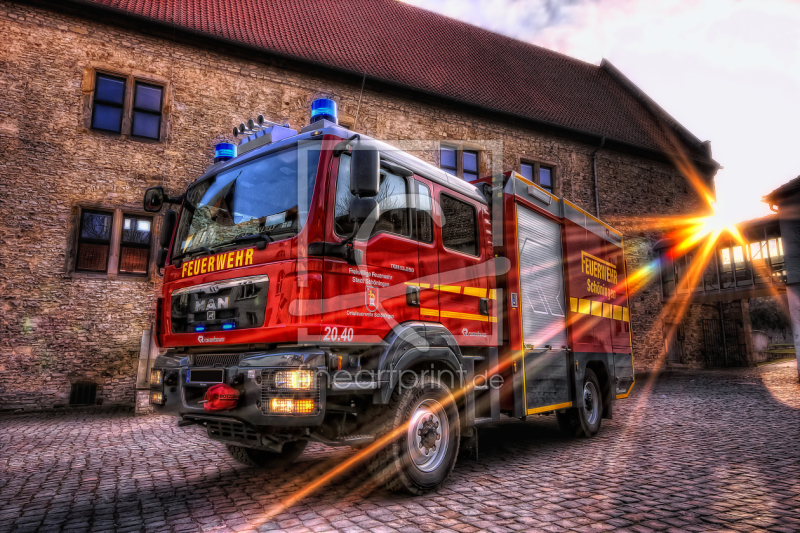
516, 204, 572, 414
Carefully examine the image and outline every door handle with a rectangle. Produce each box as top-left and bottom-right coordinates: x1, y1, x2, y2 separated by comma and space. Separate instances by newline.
479, 297, 489, 316
407, 286, 420, 307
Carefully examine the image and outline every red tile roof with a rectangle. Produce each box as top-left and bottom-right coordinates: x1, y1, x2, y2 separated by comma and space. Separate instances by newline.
79, 0, 710, 161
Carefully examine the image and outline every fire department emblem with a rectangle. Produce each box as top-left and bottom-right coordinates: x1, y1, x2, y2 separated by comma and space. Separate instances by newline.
365, 286, 379, 312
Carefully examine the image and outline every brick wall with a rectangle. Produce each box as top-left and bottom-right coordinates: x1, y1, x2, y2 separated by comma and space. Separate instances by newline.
0, 1, 713, 409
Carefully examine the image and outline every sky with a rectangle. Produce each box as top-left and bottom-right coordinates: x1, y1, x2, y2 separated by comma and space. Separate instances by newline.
403, 0, 800, 225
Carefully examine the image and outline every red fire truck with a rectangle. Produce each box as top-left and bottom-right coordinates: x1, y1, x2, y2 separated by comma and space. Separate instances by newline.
143, 103, 634, 494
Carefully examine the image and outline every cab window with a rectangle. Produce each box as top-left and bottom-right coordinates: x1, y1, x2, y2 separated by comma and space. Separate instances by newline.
335, 154, 411, 239
440, 193, 479, 256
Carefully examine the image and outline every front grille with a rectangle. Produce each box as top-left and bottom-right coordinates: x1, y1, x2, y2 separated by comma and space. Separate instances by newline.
206, 420, 259, 443
170, 276, 268, 333
193, 354, 241, 367
260, 370, 321, 416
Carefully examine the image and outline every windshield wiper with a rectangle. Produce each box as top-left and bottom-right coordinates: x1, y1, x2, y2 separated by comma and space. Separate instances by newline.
213, 234, 274, 252
171, 246, 214, 267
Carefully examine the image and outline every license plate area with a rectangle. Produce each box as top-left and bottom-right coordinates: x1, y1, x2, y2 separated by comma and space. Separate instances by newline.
188, 369, 224, 384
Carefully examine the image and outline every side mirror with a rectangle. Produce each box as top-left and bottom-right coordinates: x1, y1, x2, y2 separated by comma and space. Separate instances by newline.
143, 186, 165, 212
156, 248, 168, 270
160, 210, 177, 249
349, 197, 380, 225
350, 143, 380, 198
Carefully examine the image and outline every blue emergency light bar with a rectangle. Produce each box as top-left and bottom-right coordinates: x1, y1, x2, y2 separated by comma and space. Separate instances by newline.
214, 143, 236, 163
311, 98, 337, 124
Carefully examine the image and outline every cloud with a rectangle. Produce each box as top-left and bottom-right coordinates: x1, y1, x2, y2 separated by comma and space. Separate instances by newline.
402, 0, 587, 42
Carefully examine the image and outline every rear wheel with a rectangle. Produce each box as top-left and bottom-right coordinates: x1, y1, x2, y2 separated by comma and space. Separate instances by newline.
557, 368, 603, 438
368, 375, 460, 495
226, 440, 307, 469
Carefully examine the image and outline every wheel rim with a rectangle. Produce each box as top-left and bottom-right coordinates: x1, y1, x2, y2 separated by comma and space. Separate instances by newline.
407, 398, 449, 473
583, 381, 600, 425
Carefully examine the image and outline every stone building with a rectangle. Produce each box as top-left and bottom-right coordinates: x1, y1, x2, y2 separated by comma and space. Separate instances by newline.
0, 0, 719, 410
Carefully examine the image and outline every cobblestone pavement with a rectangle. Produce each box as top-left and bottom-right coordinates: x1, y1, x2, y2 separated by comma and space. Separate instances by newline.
2, 362, 800, 533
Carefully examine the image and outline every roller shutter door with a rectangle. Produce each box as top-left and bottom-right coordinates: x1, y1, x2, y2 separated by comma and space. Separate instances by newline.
516, 205, 568, 349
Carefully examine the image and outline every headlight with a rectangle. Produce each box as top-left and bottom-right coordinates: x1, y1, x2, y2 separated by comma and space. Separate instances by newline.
274, 370, 314, 389
150, 369, 163, 386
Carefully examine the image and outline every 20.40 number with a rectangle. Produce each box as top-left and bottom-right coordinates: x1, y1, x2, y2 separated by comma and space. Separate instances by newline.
323, 326, 354, 342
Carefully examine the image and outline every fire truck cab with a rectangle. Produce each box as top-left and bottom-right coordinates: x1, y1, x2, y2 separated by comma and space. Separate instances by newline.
143, 105, 634, 494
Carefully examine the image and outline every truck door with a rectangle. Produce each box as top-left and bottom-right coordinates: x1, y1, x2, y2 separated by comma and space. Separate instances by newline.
515, 203, 572, 414
323, 154, 419, 344
433, 188, 492, 345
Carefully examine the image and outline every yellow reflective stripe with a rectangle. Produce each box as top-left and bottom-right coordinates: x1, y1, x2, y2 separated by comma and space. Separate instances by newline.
574, 299, 630, 324
434, 284, 462, 294
439, 310, 497, 323
463, 287, 487, 298
424, 308, 498, 323
415, 284, 496, 298
527, 401, 572, 415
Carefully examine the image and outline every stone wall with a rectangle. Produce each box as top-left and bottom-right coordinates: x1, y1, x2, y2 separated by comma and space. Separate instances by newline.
0, 1, 712, 409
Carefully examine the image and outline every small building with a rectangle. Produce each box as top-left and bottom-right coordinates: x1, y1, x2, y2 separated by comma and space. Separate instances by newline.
0, 0, 718, 410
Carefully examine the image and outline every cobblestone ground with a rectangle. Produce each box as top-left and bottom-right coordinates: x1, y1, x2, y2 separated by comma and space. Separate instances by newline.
2, 361, 800, 533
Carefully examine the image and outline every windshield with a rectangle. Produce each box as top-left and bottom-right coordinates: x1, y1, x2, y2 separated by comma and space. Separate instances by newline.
172, 143, 321, 256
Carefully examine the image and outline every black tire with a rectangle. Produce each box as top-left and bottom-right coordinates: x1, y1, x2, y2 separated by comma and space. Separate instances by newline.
368, 375, 460, 495
225, 440, 307, 469
558, 368, 603, 438
556, 368, 603, 437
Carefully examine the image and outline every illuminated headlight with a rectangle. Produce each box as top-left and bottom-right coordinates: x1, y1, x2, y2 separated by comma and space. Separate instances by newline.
150, 391, 164, 405
274, 370, 314, 389
270, 398, 315, 414
150, 369, 163, 386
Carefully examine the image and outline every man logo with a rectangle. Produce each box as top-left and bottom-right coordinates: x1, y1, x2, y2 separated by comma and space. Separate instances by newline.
195, 297, 229, 312
366, 286, 379, 312
207, 311, 215, 321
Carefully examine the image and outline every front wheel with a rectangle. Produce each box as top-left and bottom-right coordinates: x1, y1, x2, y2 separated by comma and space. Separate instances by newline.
368, 375, 460, 495
226, 440, 307, 469
557, 368, 603, 438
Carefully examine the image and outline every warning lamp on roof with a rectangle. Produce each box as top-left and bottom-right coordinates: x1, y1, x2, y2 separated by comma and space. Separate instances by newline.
311, 98, 337, 124
214, 143, 236, 163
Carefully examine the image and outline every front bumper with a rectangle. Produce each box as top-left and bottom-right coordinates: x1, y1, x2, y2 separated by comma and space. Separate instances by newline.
150, 349, 328, 427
